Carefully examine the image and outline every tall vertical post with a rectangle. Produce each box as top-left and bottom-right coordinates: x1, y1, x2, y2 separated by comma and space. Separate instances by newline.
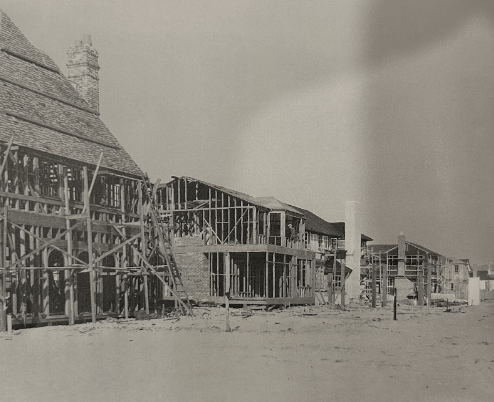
426, 255, 432, 306
332, 249, 337, 305
0, 203, 6, 331
340, 259, 346, 309
224, 251, 231, 332
64, 173, 75, 325
371, 249, 376, 308
83, 166, 96, 323
327, 273, 333, 306
138, 182, 149, 315
381, 251, 387, 307
417, 263, 424, 307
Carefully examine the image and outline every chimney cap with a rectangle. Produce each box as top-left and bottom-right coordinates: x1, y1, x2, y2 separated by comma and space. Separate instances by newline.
399, 231, 404, 236
82, 34, 92, 46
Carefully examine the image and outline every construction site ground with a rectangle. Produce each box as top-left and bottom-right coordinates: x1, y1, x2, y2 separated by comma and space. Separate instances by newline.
1, 301, 493, 402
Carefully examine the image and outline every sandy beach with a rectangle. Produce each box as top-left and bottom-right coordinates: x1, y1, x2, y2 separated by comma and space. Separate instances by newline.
1, 301, 493, 402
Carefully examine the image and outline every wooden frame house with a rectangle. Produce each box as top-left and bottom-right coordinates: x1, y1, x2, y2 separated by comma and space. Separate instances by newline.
157, 176, 319, 306
0, 11, 175, 330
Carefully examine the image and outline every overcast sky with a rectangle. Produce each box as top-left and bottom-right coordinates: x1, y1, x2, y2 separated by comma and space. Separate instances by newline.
2, 0, 494, 264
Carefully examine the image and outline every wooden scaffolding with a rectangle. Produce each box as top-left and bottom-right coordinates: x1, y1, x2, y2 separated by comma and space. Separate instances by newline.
0, 140, 189, 331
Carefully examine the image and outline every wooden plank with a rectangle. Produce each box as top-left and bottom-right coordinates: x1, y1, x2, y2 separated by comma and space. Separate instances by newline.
266, 297, 314, 305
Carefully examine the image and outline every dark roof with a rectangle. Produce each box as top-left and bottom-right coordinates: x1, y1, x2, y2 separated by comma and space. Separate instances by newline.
292, 207, 344, 237
0, 10, 142, 177
290, 206, 373, 241
477, 270, 494, 281
254, 197, 303, 216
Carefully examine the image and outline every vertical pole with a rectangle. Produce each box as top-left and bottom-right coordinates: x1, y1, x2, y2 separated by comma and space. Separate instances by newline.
371, 251, 376, 308
224, 251, 230, 332
340, 259, 346, 309
64, 173, 75, 325
0, 203, 6, 331
124, 274, 129, 319
327, 273, 333, 306
417, 263, 424, 306
332, 249, 337, 305
382, 251, 387, 307
42, 248, 49, 317
83, 166, 96, 323
138, 182, 149, 314
393, 287, 397, 320
426, 255, 432, 306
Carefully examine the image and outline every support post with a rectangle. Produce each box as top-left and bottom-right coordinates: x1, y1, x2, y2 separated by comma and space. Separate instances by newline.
371, 251, 376, 308
83, 166, 96, 323
340, 259, 346, 309
64, 172, 75, 325
393, 287, 397, 320
426, 255, 432, 306
327, 273, 333, 307
381, 251, 387, 307
0, 204, 6, 331
138, 182, 150, 314
417, 264, 424, 307
332, 249, 337, 305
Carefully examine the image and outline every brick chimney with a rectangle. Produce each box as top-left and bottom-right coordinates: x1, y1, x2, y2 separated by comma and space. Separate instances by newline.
67, 35, 100, 113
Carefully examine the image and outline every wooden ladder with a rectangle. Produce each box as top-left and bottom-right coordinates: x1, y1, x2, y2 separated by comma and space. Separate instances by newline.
141, 176, 194, 316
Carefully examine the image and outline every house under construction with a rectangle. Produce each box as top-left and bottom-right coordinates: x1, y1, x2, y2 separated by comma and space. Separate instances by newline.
156, 176, 369, 306
0, 10, 189, 330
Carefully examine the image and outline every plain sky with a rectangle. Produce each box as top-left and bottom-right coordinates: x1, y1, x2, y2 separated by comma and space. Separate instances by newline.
2, 0, 494, 264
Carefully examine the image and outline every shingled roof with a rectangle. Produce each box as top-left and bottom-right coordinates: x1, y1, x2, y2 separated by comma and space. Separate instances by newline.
0, 10, 142, 177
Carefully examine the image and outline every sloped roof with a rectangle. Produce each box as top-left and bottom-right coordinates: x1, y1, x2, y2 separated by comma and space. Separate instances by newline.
0, 10, 142, 177
165, 176, 270, 209
255, 197, 303, 216
369, 241, 445, 258
368, 244, 397, 254
290, 206, 373, 241
291, 207, 344, 237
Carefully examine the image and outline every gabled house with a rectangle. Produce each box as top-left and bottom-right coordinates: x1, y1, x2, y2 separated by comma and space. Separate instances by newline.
0, 10, 165, 329
366, 234, 445, 301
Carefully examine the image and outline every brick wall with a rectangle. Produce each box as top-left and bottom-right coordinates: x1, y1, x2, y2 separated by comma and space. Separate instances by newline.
175, 252, 210, 300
